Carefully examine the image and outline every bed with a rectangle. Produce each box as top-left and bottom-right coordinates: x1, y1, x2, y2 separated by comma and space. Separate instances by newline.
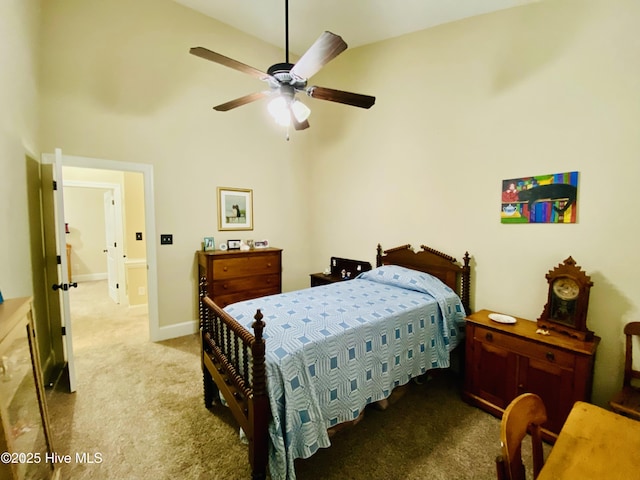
199, 243, 472, 480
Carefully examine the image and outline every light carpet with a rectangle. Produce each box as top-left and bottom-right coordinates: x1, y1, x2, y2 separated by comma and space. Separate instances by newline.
45, 280, 545, 479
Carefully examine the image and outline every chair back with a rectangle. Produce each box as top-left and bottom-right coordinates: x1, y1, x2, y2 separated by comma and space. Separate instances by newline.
622, 322, 640, 388
496, 393, 547, 480
609, 322, 640, 420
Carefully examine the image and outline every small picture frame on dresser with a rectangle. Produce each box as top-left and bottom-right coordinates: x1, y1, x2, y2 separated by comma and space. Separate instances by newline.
203, 237, 215, 251
227, 239, 241, 250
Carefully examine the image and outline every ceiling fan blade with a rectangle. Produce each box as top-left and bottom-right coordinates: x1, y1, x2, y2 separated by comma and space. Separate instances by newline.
306, 86, 376, 109
290, 32, 348, 81
213, 91, 270, 112
190, 47, 272, 81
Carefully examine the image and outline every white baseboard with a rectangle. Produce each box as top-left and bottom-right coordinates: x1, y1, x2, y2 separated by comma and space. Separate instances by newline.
74, 273, 108, 282
151, 320, 198, 342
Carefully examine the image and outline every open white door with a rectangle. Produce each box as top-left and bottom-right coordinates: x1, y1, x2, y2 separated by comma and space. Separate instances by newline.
41, 148, 78, 392
103, 189, 121, 303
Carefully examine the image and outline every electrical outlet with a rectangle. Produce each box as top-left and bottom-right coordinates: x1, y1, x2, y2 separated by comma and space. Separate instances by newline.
160, 234, 173, 245
136, 232, 143, 241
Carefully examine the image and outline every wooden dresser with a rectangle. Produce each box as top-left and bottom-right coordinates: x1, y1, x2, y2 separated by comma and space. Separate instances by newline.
197, 248, 282, 308
0, 297, 59, 480
463, 309, 600, 442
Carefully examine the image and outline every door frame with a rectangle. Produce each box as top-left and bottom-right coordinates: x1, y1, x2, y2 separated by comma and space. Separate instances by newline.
42, 152, 162, 341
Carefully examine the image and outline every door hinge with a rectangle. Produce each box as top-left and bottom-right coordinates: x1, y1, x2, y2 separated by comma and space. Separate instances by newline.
61, 326, 66, 336
53, 180, 57, 190
116, 283, 119, 289
56, 255, 61, 265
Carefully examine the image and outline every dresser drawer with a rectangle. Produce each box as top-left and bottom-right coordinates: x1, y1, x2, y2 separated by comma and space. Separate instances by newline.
211, 273, 281, 296
474, 325, 575, 369
214, 286, 282, 308
212, 253, 280, 279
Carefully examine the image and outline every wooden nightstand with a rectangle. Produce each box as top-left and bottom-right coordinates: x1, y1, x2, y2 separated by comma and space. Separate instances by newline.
463, 309, 599, 442
310, 256, 372, 287
309, 272, 342, 287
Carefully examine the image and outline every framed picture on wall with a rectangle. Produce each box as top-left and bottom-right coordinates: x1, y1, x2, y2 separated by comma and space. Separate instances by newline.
218, 187, 253, 231
501, 171, 579, 224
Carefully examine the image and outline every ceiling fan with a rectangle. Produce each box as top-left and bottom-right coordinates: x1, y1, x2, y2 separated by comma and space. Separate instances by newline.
189, 0, 375, 132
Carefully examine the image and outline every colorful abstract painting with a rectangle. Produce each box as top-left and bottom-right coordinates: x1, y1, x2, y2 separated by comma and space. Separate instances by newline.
501, 171, 578, 224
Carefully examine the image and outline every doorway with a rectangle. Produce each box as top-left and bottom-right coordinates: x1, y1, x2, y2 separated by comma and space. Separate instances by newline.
45, 152, 160, 340
41, 150, 161, 393
62, 179, 126, 305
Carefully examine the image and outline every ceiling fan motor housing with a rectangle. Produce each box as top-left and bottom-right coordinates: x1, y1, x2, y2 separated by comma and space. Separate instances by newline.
267, 62, 307, 89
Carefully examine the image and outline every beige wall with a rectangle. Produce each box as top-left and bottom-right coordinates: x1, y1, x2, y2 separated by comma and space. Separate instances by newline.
124, 172, 146, 260
0, 0, 57, 370
63, 186, 109, 278
124, 171, 148, 306
308, 0, 640, 406
38, 0, 312, 330
26, 0, 640, 407
0, 0, 41, 298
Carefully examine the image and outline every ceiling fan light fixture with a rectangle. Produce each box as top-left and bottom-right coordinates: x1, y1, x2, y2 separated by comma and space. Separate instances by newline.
291, 99, 311, 122
268, 96, 311, 127
267, 96, 291, 126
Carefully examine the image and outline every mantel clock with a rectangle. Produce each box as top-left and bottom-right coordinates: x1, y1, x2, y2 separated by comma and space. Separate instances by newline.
538, 256, 594, 341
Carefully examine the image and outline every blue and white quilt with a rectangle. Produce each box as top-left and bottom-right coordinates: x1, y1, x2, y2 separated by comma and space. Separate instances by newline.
224, 265, 466, 480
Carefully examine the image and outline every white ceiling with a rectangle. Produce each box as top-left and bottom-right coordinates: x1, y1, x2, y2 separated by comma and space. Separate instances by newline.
175, 0, 537, 56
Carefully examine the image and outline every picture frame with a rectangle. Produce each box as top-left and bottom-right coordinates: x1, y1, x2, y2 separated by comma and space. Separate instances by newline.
501, 171, 578, 224
218, 187, 253, 231
203, 237, 215, 251
227, 239, 241, 250
254, 240, 269, 249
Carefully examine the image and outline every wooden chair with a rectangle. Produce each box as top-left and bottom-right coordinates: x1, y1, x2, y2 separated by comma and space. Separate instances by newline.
496, 393, 547, 480
609, 321, 640, 421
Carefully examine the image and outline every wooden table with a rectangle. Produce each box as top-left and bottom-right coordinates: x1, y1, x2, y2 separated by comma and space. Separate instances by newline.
538, 401, 640, 479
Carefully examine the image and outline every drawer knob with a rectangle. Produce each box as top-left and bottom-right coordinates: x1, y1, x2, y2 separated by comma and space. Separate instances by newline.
485, 332, 493, 341
223, 283, 228, 289
546, 351, 555, 362
223, 266, 228, 272
267, 263, 272, 268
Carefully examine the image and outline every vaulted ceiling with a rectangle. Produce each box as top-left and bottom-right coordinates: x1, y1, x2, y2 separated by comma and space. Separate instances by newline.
174, 0, 538, 54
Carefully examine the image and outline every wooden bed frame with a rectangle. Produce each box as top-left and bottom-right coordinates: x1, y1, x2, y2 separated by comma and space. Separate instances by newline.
199, 243, 471, 480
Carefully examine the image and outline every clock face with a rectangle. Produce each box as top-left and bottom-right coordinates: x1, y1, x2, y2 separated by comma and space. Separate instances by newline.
552, 277, 579, 301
